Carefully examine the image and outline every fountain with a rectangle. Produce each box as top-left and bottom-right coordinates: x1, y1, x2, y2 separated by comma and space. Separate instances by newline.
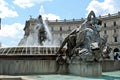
0, 15, 65, 75
0, 11, 119, 77
18, 15, 52, 46
56, 11, 112, 76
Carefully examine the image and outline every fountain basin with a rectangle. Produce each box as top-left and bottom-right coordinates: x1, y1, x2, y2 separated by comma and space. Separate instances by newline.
0, 46, 68, 75
0, 46, 120, 75
69, 61, 102, 76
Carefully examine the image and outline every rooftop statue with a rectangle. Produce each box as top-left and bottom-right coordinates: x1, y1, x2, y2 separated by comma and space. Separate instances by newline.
18, 15, 47, 46
57, 11, 111, 62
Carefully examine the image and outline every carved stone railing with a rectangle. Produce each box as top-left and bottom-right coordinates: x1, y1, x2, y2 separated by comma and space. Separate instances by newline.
0, 46, 59, 55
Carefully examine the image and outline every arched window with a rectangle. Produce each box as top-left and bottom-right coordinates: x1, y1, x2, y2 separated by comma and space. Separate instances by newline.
114, 48, 119, 52
113, 48, 120, 60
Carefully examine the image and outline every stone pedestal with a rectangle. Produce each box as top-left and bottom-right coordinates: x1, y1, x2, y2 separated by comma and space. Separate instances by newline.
68, 61, 102, 76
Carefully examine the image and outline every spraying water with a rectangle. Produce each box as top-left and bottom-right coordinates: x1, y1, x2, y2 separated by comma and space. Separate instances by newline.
18, 15, 52, 46
43, 20, 52, 45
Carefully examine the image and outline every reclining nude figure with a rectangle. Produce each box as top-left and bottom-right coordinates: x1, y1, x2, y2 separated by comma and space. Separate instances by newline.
56, 11, 109, 62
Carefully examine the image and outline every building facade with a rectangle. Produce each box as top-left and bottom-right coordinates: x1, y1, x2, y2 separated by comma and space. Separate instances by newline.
46, 12, 120, 56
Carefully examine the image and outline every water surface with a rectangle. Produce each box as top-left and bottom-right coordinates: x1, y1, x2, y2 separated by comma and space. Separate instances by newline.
30, 71, 120, 80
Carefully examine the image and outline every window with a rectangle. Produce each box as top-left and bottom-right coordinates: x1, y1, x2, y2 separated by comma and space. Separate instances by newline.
59, 33, 63, 45
51, 27, 54, 31
114, 29, 116, 33
113, 48, 119, 60
114, 37, 118, 42
68, 26, 71, 31
77, 26, 79, 28
113, 21, 116, 26
60, 33, 62, 36
104, 23, 106, 27
60, 39, 62, 45
60, 27, 62, 31
31, 23, 35, 26
104, 30, 107, 34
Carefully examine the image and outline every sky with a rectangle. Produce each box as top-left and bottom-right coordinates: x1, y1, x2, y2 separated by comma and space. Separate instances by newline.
0, 0, 120, 47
